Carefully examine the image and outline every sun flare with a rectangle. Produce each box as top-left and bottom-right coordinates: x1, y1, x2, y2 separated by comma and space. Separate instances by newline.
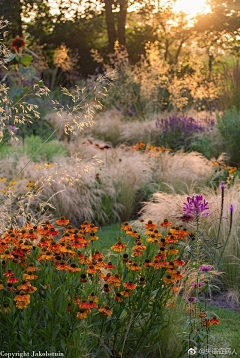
173, 0, 211, 17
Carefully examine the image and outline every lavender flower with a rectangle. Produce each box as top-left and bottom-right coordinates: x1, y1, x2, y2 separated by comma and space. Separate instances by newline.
230, 204, 234, 212
185, 297, 197, 303
183, 195, 209, 217
199, 265, 212, 272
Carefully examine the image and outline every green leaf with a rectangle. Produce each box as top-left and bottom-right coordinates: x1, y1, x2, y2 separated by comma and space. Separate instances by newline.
21, 54, 33, 66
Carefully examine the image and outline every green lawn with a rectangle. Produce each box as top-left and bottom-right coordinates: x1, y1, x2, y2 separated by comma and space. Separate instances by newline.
95, 223, 122, 251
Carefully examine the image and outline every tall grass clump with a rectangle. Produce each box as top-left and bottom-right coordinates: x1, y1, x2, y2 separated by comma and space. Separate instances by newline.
140, 181, 240, 300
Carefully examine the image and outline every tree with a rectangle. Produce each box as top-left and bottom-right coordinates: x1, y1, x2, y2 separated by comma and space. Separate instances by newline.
0, 0, 23, 37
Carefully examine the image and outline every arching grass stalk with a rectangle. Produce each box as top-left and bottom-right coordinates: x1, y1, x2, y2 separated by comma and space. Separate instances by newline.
216, 181, 225, 246
0, 73, 113, 211
218, 204, 233, 265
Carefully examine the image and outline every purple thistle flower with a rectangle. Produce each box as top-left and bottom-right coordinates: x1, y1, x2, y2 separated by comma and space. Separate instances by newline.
199, 265, 212, 272
186, 297, 197, 303
183, 195, 209, 217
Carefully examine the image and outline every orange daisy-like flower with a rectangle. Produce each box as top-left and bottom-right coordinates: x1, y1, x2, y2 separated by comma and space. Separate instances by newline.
202, 319, 212, 327
17, 281, 37, 293
160, 219, 172, 227
85, 265, 98, 275
142, 258, 151, 268
120, 289, 132, 298
67, 264, 81, 273
145, 221, 156, 229
123, 282, 137, 290
3, 271, 15, 277
132, 245, 146, 251
132, 251, 143, 257
173, 258, 185, 266
77, 308, 88, 319
0, 280, 4, 290
14, 292, 30, 309
173, 271, 184, 280
11, 36, 26, 52
163, 275, 174, 284
126, 261, 141, 271
1, 251, 14, 260
114, 293, 124, 302
209, 316, 220, 325
1, 303, 11, 313
7, 277, 19, 284
22, 273, 38, 281
105, 262, 116, 269
121, 222, 132, 231
56, 263, 69, 271
56, 217, 70, 226
147, 235, 159, 243
99, 306, 112, 316
108, 274, 121, 287
168, 247, 179, 255
111, 242, 126, 252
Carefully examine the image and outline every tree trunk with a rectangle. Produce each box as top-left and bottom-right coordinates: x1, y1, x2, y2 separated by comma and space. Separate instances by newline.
118, 0, 127, 46
11, 0, 23, 37
104, 0, 117, 52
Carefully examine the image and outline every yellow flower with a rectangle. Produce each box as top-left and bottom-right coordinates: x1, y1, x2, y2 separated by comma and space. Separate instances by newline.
9, 181, 17, 186
0, 177, 6, 182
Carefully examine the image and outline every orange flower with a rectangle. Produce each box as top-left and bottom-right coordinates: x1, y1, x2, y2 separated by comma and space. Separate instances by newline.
114, 293, 124, 302
22, 273, 38, 281
123, 282, 137, 290
173, 258, 185, 266
173, 271, 184, 280
7, 277, 19, 284
3, 271, 15, 277
121, 222, 132, 231
160, 219, 172, 227
11, 36, 26, 52
14, 292, 30, 309
0, 280, 4, 290
145, 221, 156, 229
126, 261, 141, 271
17, 281, 37, 293
168, 247, 179, 255
111, 242, 126, 252
163, 275, 174, 284
99, 306, 112, 316
56, 217, 70, 226
120, 289, 132, 298
132, 251, 143, 257
67, 264, 81, 273
132, 245, 146, 251
209, 316, 220, 325
1, 303, 11, 313
77, 308, 88, 319
202, 319, 212, 327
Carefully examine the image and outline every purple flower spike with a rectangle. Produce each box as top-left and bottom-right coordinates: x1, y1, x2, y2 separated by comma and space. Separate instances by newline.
230, 204, 234, 212
183, 195, 209, 217
199, 265, 212, 272
186, 297, 197, 303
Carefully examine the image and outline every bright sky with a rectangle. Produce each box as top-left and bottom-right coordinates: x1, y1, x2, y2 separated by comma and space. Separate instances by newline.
48, 0, 211, 18
173, 0, 211, 17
